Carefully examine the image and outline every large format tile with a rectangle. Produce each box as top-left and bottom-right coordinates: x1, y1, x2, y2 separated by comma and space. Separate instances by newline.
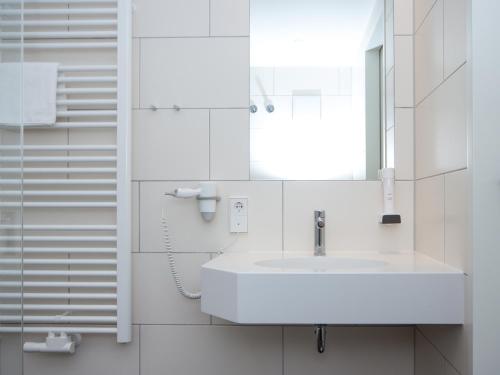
416, 175, 445, 261
415, 65, 467, 178
133, 0, 209, 37
141, 325, 282, 375
132, 252, 210, 324
23, 327, 139, 375
444, 0, 467, 78
210, 0, 249, 36
140, 38, 249, 109
394, 36, 414, 108
132, 109, 209, 180
415, 0, 438, 31
445, 169, 470, 272
210, 109, 250, 180
415, 330, 446, 375
415, 0, 444, 103
284, 327, 413, 375
140, 181, 282, 252
394, 0, 413, 35
283, 181, 414, 252
395, 108, 414, 180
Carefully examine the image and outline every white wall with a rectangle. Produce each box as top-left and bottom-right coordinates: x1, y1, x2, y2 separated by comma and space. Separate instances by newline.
16, 1, 417, 374
471, 0, 500, 373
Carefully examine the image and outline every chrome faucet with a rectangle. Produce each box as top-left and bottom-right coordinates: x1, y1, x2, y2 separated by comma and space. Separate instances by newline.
314, 210, 325, 256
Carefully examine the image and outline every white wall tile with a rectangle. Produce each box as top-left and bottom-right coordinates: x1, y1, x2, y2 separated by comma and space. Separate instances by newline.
415, 330, 446, 375
210, 109, 250, 180
415, 0, 438, 32
133, 0, 209, 37
415, 0, 444, 103
140, 38, 249, 109
284, 327, 413, 375
445, 169, 470, 271
132, 109, 209, 180
416, 175, 445, 261
23, 327, 139, 375
395, 108, 414, 180
210, 0, 249, 37
395, 36, 414, 107
140, 181, 282, 252
283, 181, 414, 252
132, 253, 210, 324
132, 181, 139, 252
141, 325, 282, 375
415, 65, 467, 178
132, 38, 140, 109
444, 0, 467, 78
394, 0, 414, 35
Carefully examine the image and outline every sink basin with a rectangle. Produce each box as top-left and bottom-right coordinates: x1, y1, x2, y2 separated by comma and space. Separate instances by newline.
201, 252, 464, 325
255, 256, 387, 271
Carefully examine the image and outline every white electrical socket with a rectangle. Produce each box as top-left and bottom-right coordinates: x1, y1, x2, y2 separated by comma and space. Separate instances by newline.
229, 196, 248, 233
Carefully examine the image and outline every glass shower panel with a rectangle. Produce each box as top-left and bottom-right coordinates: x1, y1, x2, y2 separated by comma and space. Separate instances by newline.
0, 0, 24, 374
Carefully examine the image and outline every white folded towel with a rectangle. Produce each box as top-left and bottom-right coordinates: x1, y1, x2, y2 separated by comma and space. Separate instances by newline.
0, 63, 59, 127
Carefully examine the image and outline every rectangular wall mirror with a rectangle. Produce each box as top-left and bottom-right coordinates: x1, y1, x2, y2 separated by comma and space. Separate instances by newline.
250, 0, 392, 180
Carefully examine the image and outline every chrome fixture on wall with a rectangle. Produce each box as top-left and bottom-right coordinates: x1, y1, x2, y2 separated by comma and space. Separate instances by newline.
314, 210, 325, 256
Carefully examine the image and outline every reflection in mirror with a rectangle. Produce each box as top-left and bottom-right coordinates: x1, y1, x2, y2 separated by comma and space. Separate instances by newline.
250, 0, 389, 180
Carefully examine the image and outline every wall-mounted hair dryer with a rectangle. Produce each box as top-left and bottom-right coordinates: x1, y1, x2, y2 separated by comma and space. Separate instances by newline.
165, 182, 220, 221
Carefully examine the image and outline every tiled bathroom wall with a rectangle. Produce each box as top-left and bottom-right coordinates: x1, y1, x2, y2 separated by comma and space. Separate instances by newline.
413, 0, 471, 374
19, 1, 418, 374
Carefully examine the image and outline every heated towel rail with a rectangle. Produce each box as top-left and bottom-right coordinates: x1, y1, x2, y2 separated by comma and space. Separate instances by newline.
0, 0, 132, 343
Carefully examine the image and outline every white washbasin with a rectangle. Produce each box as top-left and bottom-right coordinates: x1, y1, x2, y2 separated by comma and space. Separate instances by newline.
201, 252, 464, 325
255, 256, 387, 271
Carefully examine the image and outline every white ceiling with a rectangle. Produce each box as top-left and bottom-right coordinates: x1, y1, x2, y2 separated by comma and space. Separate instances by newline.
251, 0, 379, 67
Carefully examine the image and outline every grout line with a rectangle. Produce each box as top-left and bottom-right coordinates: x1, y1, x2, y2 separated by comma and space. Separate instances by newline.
415, 61, 466, 107
416, 326, 465, 375
414, 0, 440, 34
415, 167, 467, 182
